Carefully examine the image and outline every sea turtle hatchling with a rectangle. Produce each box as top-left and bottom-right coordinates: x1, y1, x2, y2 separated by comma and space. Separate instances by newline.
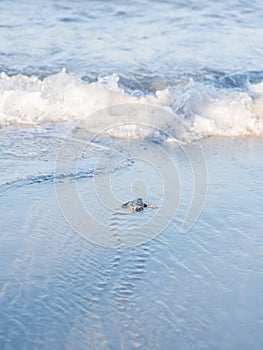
122, 198, 156, 212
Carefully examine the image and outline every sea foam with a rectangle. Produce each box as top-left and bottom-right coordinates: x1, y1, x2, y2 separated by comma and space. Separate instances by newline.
0, 69, 263, 141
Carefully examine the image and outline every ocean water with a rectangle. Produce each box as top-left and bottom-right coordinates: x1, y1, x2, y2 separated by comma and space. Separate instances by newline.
1, 1, 263, 349
0, 0, 263, 139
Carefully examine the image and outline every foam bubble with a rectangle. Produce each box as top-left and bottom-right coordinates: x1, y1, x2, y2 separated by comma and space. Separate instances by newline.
0, 70, 263, 141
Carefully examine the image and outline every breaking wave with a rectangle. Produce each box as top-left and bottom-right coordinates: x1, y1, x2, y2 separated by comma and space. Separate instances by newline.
0, 69, 263, 141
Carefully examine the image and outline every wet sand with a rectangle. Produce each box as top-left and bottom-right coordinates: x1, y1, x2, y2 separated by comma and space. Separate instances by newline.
0, 137, 263, 349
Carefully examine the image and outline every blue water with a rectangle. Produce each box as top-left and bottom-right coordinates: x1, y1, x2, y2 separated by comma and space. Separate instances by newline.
1, 1, 263, 349
0, 0, 263, 79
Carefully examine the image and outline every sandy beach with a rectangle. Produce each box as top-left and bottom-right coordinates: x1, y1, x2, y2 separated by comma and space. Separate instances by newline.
1, 134, 262, 349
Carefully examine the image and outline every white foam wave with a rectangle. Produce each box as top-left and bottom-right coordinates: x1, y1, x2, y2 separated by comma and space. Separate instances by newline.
0, 69, 263, 141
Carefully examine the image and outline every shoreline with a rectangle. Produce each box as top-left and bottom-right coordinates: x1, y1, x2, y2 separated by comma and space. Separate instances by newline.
0, 135, 263, 348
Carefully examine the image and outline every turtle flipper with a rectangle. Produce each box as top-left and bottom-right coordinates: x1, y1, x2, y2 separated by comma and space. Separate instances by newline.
122, 201, 130, 208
